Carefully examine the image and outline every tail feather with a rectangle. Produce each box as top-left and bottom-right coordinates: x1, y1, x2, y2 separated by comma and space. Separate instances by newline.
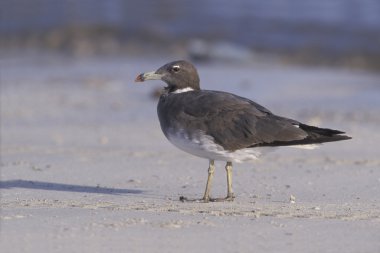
297, 123, 352, 144
299, 123, 345, 136
253, 124, 352, 147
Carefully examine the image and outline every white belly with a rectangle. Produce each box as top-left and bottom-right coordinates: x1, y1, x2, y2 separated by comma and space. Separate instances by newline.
166, 129, 263, 163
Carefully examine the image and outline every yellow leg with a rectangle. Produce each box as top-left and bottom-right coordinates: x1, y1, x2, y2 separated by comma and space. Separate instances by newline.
179, 160, 235, 203
202, 160, 215, 202
225, 161, 235, 200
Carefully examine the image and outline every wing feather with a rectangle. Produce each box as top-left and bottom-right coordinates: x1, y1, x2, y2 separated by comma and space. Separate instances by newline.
179, 91, 307, 150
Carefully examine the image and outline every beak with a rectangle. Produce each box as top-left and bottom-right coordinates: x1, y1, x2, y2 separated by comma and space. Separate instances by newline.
135, 71, 164, 82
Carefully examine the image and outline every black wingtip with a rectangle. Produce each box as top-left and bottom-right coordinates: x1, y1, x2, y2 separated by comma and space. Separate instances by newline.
298, 123, 352, 144
298, 123, 350, 137
255, 124, 352, 147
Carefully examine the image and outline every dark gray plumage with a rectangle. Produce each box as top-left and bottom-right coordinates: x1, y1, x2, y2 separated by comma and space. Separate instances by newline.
135, 60, 351, 202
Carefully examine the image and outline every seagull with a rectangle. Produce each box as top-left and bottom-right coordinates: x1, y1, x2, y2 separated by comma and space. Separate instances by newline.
135, 60, 351, 202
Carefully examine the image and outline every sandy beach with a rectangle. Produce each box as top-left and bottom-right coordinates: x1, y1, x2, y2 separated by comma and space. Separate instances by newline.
1, 53, 380, 252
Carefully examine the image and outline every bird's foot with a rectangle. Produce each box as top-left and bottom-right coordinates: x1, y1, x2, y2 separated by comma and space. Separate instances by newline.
209, 193, 235, 202
179, 194, 235, 203
179, 196, 210, 203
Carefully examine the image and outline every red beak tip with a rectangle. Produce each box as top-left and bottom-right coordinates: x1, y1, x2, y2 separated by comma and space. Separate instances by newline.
135, 74, 144, 82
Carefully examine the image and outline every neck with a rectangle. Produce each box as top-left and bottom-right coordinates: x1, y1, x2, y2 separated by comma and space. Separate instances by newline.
171, 87, 195, 94
165, 84, 199, 93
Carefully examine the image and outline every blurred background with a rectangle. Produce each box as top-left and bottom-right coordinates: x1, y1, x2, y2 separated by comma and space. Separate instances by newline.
1, 0, 380, 69
2, 3, 380, 251
2, 0, 380, 151
2, 0, 380, 152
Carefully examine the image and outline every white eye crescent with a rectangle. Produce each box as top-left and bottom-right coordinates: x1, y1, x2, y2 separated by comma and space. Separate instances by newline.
172, 65, 180, 72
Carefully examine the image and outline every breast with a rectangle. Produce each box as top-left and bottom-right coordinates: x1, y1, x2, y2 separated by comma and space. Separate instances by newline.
157, 92, 264, 163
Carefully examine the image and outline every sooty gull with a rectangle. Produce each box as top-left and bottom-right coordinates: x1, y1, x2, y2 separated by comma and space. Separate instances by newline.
135, 60, 351, 202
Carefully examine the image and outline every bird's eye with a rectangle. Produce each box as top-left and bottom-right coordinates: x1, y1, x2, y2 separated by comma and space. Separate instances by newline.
171, 65, 180, 72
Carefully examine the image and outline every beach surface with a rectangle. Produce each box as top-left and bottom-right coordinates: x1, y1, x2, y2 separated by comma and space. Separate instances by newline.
1, 54, 380, 252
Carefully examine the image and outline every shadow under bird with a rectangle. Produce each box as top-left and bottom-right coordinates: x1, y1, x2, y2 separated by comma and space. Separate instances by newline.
135, 60, 351, 202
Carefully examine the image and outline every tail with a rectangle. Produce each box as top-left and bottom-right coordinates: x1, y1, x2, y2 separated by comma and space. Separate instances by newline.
297, 123, 352, 144
254, 123, 352, 148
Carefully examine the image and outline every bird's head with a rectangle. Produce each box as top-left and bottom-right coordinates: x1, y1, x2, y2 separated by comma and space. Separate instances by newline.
135, 60, 200, 93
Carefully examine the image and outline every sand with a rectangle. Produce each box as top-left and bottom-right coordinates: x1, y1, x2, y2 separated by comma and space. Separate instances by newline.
1, 53, 380, 252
